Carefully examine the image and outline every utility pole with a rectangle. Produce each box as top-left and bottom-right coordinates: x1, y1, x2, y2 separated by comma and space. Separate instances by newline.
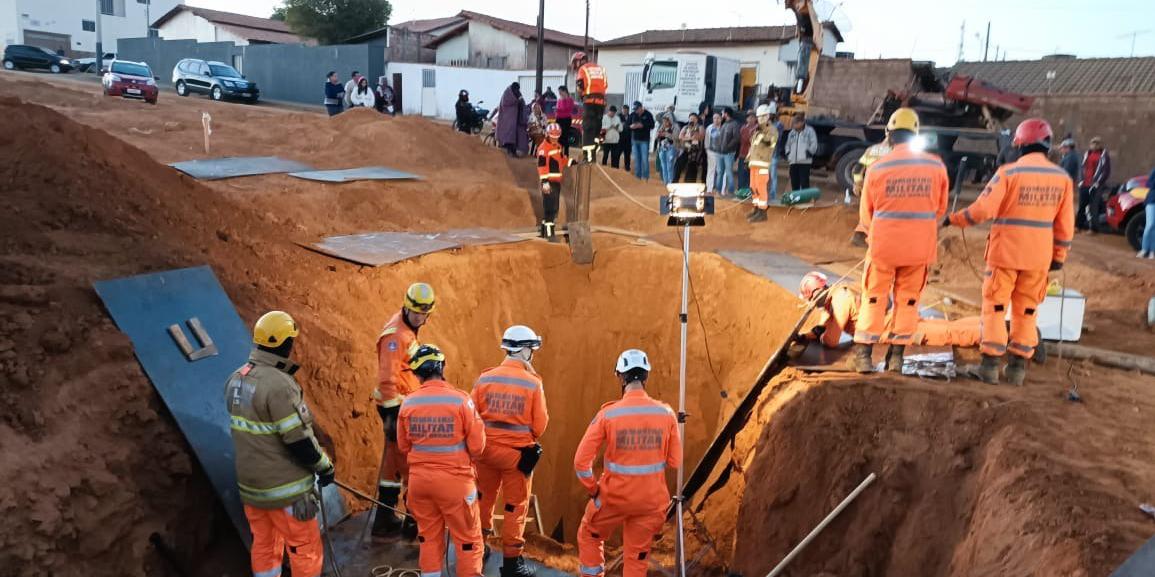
145, 0, 151, 38
534, 0, 544, 97
1116, 29, 1151, 58
956, 20, 965, 63
983, 21, 990, 62
583, 0, 590, 52
95, 0, 103, 74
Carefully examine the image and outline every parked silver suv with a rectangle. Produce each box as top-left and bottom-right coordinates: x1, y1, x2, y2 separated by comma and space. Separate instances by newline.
172, 58, 259, 103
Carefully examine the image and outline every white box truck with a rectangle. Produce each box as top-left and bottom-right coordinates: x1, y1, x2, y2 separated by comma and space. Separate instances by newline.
640, 52, 741, 122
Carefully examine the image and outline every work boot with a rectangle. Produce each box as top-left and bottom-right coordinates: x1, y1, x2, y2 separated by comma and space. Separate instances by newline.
746, 207, 761, 220
371, 486, 403, 539
974, 354, 1001, 385
1005, 354, 1028, 386
748, 209, 768, 223
400, 514, 419, 541
885, 345, 905, 373
482, 529, 494, 563
501, 556, 536, 577
1032, 328, 1047, 364
850, 230, 868, 247
850, 343, 874, 373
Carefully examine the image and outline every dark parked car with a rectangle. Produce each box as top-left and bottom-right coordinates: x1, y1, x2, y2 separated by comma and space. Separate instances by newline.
2, 45, 74, 73
172, 58, 259, 103
102, 60, 159, 105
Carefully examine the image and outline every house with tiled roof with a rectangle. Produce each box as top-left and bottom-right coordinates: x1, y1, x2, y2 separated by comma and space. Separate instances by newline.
152, 5, 311, 46
951, 55, 1155, 95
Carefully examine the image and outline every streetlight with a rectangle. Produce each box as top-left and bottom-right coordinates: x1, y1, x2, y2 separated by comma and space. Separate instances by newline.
658, 183, 714, 577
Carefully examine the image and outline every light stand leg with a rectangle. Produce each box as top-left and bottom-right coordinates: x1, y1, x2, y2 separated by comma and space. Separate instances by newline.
675, 223, 690, 577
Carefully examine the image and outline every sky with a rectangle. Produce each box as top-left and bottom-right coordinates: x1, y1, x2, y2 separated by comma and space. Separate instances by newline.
189, 0, 1155, 65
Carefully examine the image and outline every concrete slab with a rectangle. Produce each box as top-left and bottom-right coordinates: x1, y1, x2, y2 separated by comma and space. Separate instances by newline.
427, 228, 529, 247
1111, 534, 1155, 577
289, 166, 422, 183
717, 250, 836, 295
304, 229, 527, 267
169, 156, 315, 180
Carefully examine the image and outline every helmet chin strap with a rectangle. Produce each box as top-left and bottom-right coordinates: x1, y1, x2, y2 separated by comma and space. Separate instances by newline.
508, 348, 534, 364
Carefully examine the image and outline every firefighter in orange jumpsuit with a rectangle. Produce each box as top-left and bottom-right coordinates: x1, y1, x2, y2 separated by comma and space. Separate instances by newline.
745, 103, 778, 223
471, 326, 549, 577
372, 282, 436, 539
946, 118, 1074, 385
854, 108, 949, 373
399, 344, 487, 577
573, 51, 608, 163
797, 271, 982, 350
574, 349, 682, 577
536, 122, 565, 240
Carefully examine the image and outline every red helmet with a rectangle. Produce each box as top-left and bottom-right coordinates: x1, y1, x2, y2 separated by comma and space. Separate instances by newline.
545, 122, 562, 139
1012, 118, 1053, 148
570, 51, 588, 68
799, 271, 829, 301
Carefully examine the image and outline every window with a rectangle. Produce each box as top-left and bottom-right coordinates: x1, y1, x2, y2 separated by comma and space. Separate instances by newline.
137, 0, 149, 3
111, 61, 151, 77
82, 20, 95, 32
99, 0, 113, 15
208, 63, 242, 78
422, 69, 435, 88
647, 61, 677, 90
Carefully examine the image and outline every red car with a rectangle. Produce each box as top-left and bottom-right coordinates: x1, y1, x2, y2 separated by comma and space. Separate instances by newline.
1106, 174, 1150, 250
102, 59, 159, 105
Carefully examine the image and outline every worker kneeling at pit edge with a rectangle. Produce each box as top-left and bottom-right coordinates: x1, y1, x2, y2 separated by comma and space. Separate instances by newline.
372, 282, 436, 540
853, 107, 950, 374
399, 343, 488, 577
225, 311, 335, 577
471, 326, 549, 577
944, 118, 1074, 386
574, 349, 683, 577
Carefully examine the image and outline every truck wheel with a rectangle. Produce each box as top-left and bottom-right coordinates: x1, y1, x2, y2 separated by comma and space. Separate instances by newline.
1124, 212, 1146, 251
835, 147, 866, 196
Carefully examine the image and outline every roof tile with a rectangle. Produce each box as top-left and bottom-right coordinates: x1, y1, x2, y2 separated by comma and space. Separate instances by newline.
951, 57, 1155, 95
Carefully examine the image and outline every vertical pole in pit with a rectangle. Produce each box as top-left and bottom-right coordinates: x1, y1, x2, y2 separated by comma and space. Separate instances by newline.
675, 222, 690, 577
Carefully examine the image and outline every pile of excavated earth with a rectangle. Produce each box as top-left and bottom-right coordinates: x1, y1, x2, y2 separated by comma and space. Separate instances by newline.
1, 73, 1154, 577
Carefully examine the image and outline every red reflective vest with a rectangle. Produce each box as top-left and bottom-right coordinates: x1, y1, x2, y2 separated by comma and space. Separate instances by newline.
576, 64, 607, 105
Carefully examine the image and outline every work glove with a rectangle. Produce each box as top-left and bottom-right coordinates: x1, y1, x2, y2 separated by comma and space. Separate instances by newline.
317, 461, 336, 488
941, 215, 952, 229
541, 181, 551, 194
849, 230, 868, 247
291, 493, 319, 521
1049, 260, 1064, 272
516, 443, 544, 476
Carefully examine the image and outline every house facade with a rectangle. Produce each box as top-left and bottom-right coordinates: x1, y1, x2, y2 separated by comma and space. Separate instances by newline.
0, 0, 182, 56
419, 10, 591, 71
152, 5, 307, 46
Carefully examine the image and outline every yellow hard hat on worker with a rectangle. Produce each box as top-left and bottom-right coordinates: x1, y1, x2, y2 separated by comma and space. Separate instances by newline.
409, 343, 446, 373
253, 310, 299, 346
886, 107, 920, 135
403, 282, 436, 314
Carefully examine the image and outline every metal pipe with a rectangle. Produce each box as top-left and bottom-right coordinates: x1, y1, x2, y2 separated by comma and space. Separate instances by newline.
675, 224, 690, 577
334, 479, 407, 517
765, 473, 877, 577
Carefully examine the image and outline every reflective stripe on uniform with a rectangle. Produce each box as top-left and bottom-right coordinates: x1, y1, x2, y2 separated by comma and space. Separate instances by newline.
576, 469, 594, 479
238, 474, 315, 503
229, 413, 303, 436
992, 218, 1052, 228
422, 572, 442, 577
606, 461, 666, 475
855, 332, 882, 343
1055, 239, 1073, 248
484, 420, 532, 432
403, 395, 463, 407
1005, 166, 1068, 177
411, 442, 466, 453
871, 157, 944, 171
466, 490, 478, 505
477, 375, 538, 389
379, 479, 403, 488
982, 341, 1008, 353
254, 567, 283, 577
1009, 341, 1034, 354
963, 208, 977, 225
580, 565, 604, 575
314, 452, 332, 473
604, 406, 671, 419
875, 211, 937, 220
540, 173, 562, 180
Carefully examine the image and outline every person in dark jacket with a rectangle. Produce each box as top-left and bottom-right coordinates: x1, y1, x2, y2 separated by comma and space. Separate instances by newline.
718, 108, 742, 195
1059, 138, 1080, 184
1078, 136, 1112, 233
455, 90, 474, 134
324, 71, 344, 117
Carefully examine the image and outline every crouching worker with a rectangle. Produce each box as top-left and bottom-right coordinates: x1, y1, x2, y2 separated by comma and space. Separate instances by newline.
574, 350, 682, 577
226, 311, 335, 577
399, 344, 487, 577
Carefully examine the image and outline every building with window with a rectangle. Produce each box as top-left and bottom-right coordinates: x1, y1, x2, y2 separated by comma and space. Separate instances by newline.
0, 0, 182, 56
151, 5, 309, 46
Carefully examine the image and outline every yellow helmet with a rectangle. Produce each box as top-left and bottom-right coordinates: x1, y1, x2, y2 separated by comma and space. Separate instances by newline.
409, 343, 446, 375
253, 311, 299, 346
403, 282, 436, 314
886, 107, 920, 134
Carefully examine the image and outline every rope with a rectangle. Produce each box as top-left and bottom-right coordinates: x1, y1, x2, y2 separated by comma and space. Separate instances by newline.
593, 163, 753, 216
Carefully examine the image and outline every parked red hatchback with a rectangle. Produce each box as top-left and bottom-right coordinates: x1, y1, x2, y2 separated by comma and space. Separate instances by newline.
102, 60, 159, 104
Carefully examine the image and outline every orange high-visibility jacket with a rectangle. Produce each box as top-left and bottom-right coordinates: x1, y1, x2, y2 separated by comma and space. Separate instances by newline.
576, 64, 608, 105
860, 144, 950, 267
537, 139, 564, 183
376, 311, 420, 408
573, 389, 681, 500
949, 152, 1075, 270
471, 358, 549, 447
398, 379, 486, 476
818, 285, 860, 348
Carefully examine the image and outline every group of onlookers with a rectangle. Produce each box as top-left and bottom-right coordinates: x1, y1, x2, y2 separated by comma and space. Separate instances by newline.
322, 70, 397, 117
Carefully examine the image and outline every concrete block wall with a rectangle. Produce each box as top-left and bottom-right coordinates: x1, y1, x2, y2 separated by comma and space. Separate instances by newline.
1028, 94, 1155, 182
809, 58, 914, 122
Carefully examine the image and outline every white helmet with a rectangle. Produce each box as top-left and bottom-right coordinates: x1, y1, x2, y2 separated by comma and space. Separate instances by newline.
501, 325, 542, 352
615, 349, 651, 374
756, 104, 772, 118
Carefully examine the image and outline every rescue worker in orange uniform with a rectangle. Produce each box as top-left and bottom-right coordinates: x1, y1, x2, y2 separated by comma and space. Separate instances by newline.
796, 271, 982, 351
226, 311, 335, 577
945, 118, 1074, 385
850, 141, 894, 247
574, 349, 682, 577
536, 122, 566, 240
573, 51, 608, 163
372, 282, 437, 539
471, 326, 550, 577
746, 103, 778, 223
854, 108, 949, 373
399, 344, 487, 577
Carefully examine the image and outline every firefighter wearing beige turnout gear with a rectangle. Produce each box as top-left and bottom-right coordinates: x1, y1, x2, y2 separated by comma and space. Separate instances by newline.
226, 311, 335, 577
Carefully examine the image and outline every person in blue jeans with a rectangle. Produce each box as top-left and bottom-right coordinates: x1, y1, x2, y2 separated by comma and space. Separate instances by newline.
627, 101, 655, 180
769, 118, 785, 201
718, 108, 741, 195
1140, 167, 1155, 259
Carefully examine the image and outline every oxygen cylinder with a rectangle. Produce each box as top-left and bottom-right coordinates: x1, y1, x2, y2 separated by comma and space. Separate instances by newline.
782, 187, 821, 206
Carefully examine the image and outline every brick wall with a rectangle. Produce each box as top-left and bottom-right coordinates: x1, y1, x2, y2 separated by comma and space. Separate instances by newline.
809, 58, 914, 122
1026, 94, 1155, 182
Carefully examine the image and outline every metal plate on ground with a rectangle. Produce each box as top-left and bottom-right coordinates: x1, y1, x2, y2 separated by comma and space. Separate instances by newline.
169, 156, 315, 180
1112, 534, 1155, 577
717, 250, 835, 295
304, 229, 528, 267
288, 166, 421, 183
428, 228, 529, 246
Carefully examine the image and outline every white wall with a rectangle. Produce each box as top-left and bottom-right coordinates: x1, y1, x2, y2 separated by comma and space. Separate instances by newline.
9, 0, 182, 55
156, 10, 248, 45
466, 21, 526, 69
434, 32, 468, 65
387, 61, 565, 119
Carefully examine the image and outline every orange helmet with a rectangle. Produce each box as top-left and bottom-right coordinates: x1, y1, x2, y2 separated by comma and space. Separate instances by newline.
545, 122, 562, 139
570, 51, 589, 68
799, 271, 829, 301
1012, 118, 1053, 148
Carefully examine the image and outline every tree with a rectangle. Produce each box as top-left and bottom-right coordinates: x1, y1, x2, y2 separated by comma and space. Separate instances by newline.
270, 6, 287, 21
277, 0, 391, 45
